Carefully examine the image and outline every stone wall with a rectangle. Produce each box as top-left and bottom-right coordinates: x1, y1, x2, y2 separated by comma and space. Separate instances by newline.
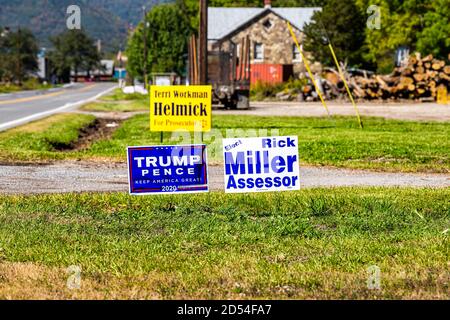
213, 11, 319, 77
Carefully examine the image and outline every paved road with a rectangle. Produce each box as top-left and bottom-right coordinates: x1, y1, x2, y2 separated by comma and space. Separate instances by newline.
0, 162, 448, 194
214, 101, 450, 121
0, 82, 117, 131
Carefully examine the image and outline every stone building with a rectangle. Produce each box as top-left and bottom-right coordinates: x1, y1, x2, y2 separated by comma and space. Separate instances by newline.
208, 0, 321, 84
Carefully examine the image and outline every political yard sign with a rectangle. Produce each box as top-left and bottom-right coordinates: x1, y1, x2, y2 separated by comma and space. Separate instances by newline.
223, 136, 300, 193
127, 145, 209, 195
150, 85, 212, 132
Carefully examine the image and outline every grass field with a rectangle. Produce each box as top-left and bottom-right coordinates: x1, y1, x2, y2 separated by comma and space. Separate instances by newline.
98, 89, 149, 103
0, 188, 448, 299
80, 89, 149, 112
80, 101, 147, 112
0, 112, 448, 172
0, 80, 56, 94
0, 114, 96, 162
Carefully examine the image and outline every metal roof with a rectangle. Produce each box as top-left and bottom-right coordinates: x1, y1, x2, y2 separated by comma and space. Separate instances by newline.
208, 7, 321, 40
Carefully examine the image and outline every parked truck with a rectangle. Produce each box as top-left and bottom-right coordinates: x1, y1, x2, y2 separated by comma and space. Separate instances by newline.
208, 37, 251, 109
189, 35, 251, 109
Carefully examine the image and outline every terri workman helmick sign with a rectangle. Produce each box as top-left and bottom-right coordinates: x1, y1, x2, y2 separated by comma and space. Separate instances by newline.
127, 145, 208, 195
150, 85, 212, 132
223, 136, 300, 193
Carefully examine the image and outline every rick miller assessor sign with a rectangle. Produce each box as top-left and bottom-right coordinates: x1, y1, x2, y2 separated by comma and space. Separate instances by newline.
223, 136, 300, 193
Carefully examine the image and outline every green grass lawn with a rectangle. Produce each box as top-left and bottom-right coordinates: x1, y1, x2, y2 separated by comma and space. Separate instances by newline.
0, 80, 57, 94
80, 89, 149, 112
0, 114, 96, 162
98, 88, 149, 103
80, 101, 148, 112
0, 112, 448, 172
0, 188, 448, 299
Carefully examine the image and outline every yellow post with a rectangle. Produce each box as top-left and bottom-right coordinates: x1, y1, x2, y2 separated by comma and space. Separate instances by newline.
437, 86, 448, 105
328, 43, 364, 129
287, 22, 331, 118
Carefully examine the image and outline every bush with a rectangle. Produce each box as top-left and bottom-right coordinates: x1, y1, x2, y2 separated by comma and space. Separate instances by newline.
21, 78, 51, 90
0, 78, 52, 93
250, 78, 308, 101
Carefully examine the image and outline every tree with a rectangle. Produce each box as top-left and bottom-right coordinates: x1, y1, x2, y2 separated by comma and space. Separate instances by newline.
355, 0, 449, 73
126, 4, 193, 81
0, 27, 7, 81
49, 29, 101, 82
0, 28, 39, 84
302, 0, 368, 69
415, 0, 450, 60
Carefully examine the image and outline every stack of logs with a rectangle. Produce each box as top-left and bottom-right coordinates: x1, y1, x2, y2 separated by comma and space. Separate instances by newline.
322, 53, 450, 101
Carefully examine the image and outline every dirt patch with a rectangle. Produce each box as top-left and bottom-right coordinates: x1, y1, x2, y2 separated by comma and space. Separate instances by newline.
214, 102, 450, 122
0, 261, 447, 299
0, 163, 449, 195
0, 261, 161, 300
53, 118, 122, 151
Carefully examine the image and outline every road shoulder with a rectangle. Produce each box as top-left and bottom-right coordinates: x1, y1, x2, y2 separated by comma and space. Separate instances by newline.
0, 161, 448, 194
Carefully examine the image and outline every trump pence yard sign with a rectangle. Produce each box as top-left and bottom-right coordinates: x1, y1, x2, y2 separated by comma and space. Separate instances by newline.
127, 144, 209, 195
223, 136, 300, 193
150, 85, 212, 132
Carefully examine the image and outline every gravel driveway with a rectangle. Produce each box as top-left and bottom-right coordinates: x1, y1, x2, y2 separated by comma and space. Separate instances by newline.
214, 101, 450, 121
0, 161, 448, 194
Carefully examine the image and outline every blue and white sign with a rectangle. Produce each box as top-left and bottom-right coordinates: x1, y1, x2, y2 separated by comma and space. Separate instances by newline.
127, 144, 208, 195
223, 136, 300, 193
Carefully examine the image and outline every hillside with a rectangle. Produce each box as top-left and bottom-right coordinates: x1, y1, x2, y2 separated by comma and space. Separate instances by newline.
0, 0, 170, 52
92, 0, 171, 26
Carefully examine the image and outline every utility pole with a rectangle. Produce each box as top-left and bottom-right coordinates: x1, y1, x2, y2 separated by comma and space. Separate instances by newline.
142, 6, 148, 88
198, 0, 208, 85
17, 27, 23, 85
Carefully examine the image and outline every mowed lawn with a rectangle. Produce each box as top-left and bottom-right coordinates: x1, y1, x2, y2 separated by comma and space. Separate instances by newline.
80, 90, 149, 112
0, 112, 449, 172
0, 188, 448, 299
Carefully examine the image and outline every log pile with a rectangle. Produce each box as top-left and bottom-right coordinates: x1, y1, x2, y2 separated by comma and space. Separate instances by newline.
319, 53, 450, 102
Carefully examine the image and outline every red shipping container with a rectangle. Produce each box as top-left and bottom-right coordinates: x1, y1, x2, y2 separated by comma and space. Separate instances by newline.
250, 64, 294, 85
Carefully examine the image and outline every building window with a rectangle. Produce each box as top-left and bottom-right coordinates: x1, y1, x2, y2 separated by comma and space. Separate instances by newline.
254, 42, 264, 61
263, 19, 273, 30
293, 44, 302, 62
